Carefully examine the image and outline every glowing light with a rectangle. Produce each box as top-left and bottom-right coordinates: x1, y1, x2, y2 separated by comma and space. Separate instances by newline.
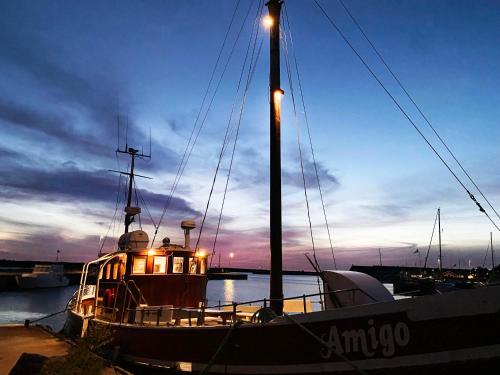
263, 15, 273, 28
196, 249, 208, 258
147, 249, 156, 256
229, 252, 234, 259
273, 89, 284, 103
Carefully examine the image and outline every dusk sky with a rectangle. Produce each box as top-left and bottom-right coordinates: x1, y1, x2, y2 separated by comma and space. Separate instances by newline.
1, 0, 499, 270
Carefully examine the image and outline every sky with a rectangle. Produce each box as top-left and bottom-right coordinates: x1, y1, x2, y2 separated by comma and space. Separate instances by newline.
0, 0, 499, 270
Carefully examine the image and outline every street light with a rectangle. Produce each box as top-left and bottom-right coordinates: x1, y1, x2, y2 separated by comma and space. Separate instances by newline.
229, 252, 234, 268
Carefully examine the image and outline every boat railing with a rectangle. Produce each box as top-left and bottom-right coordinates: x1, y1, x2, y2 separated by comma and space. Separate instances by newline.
206, 287, 378, 313
93, 286, 378, 327
91, 279, 150, 322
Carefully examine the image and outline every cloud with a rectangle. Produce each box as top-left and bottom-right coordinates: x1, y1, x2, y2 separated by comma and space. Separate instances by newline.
0, 232, 102, 262
0, 151, 200, 217
283, 158, 340, 190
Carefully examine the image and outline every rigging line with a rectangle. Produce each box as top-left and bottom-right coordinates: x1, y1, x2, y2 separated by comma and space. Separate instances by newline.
337, 0, 500, 227
281, 24, 320, 271
313, 0, 500, 233
133, 179, 142, 230
283, 2, 337, 269
174, 0, 257, 197
210, 2, 265, 267
423, 210, 438, 269
482, 241, 491, 268
153, 0, 243, 243
282, 25, 323, 297
100, 173, 123, 254
153, 0, 257, 246
135, 183, 157, 228
199, 2, 265, 255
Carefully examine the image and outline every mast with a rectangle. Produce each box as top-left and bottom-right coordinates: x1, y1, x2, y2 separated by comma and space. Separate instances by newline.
491, 232, 495, 269
114, 146, 151, 234
267, 0, 284, 315
438, 207, 442, 271
124, 148, 137, 233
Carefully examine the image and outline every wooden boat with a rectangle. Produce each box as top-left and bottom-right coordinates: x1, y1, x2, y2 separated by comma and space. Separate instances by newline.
65, 1, 500, 373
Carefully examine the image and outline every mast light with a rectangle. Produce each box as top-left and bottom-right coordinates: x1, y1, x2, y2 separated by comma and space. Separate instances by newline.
263, 15, 273, 28
273, 89, 284, 103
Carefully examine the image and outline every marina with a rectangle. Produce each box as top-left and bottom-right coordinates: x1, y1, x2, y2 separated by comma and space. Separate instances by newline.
1, 0, 500, 374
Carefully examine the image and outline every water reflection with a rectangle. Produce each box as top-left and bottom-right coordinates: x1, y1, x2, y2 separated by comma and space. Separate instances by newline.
223, 279, 234, 303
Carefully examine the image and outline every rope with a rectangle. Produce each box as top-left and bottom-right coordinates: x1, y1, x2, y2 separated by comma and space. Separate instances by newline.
210, 2, 265, 266
135, 184, 157, 228
423, 210, 438, 269
99, 171, 124, 255
133, 178, 142, 230
194, 1, 262, 254
313, 0, 500, 233
283, 3, 337, 269
482, 241, 491, 268
338, 0, 500, 227
199, 321, 242, 375
26, 307, 69, 325
282, 313, 367, 374
152, 0, 244, 245
281, 24, 320, 271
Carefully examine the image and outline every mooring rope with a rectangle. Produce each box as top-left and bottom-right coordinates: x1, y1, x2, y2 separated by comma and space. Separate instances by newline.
199, 322, 242, 375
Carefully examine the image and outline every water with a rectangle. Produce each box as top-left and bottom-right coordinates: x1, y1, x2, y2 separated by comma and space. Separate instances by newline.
206, 274, 323, 307
0, 274, 390, 331
0, 285, 78, 331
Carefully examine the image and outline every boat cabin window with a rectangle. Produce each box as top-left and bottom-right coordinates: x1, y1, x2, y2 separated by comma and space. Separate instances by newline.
189, 258, 197, 274
132, 256, 147, 274
200, 258, 207, 274
173, 256, 184, 274
105, 264, 111, 279
112, 263, 119, 279
153, 256, 167, 274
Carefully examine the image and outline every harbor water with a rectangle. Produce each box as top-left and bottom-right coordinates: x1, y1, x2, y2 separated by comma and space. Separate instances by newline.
0, 274, 393, 332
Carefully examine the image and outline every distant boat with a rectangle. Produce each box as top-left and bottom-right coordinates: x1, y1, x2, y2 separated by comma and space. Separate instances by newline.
16, 264, 69, 289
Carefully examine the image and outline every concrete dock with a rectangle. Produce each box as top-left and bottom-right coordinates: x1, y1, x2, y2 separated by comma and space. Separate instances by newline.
0, 325, 125, 374
0, 325, 69, 374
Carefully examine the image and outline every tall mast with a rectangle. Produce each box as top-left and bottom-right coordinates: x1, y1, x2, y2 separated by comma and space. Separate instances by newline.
267, 0, 284, 315
438, 207, 442, 271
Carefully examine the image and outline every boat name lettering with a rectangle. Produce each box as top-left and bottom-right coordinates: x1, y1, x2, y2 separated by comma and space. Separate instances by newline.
320, 319, 410, 358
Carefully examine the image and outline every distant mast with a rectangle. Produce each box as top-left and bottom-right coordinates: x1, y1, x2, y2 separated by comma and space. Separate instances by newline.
438, 207, 442, 271
268, 0, 284, 316
491, 232, 495, 269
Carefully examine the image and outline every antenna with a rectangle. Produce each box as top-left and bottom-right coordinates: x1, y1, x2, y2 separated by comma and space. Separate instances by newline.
112, 121, 152, 233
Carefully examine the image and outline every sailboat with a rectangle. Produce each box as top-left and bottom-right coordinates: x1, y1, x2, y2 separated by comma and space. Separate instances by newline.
64, 1, 500, 373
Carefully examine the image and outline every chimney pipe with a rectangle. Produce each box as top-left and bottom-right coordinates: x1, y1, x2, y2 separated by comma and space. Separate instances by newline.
180, 220, 196, 249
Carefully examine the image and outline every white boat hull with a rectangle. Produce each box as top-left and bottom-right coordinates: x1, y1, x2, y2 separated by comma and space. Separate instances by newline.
16, 274, 69, 289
